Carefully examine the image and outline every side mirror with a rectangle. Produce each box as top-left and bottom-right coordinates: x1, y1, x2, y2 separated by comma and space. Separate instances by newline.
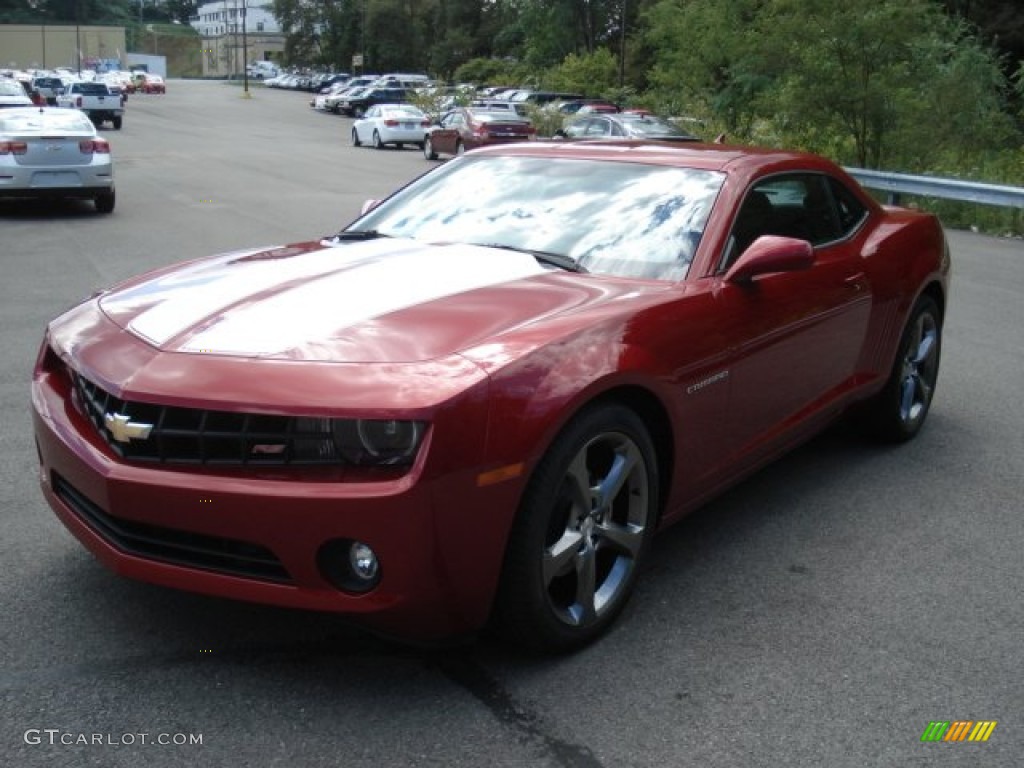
725, 235, 814, 284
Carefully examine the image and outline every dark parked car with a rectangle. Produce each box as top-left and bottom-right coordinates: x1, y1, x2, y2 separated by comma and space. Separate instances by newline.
558, 113, 699, 142
338, 87, 409, 117
423, 107, 535, 159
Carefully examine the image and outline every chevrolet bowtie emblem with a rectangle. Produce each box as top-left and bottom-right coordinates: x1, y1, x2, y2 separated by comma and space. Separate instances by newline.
103, 412, 154, 443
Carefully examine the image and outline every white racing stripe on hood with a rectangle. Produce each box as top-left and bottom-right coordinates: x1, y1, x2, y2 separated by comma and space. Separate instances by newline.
174, 244, 545, 356
124, 243, 391, 346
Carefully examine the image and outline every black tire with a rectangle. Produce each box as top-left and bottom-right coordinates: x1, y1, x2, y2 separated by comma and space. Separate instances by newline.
95, 189, 115, 214
864, 295, 942, 442
112, 115, 122, 130
372, 130, 384, 149
423, 136, 437, 160
494, 403, 658, 652
351, 128, 361, 147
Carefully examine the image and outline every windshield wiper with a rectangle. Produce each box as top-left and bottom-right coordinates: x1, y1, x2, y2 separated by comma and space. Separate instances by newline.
332, 229, 392, 241
476, 243, 586, 273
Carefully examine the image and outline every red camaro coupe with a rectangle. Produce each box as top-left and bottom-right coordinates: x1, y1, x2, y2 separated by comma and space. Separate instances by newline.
32, 141, 949, 651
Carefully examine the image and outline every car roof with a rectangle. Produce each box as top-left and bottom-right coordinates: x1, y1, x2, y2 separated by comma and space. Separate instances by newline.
468, 140, 841, 176
0, 106, 96, 132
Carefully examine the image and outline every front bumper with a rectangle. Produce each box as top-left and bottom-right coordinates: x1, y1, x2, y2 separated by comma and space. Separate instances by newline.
30, 348, 525, 641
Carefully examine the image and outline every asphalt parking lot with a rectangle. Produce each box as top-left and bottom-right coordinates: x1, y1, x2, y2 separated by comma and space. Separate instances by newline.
1, 80, 1022, 767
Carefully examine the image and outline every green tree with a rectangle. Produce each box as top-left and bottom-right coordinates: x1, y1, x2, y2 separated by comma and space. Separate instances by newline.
453, 56, 526, 86
642, 0, 768, 136
544, 48, 619, 96
42, 0, 135, 24
0, 0, 36, 23
640, 0, 1019, 170
764, 0, 1016, 168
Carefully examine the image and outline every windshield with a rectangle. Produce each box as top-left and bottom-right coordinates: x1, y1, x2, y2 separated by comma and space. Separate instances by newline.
620, 116, 693, 138
0, 109, 94, 133
349, 156, 723, 281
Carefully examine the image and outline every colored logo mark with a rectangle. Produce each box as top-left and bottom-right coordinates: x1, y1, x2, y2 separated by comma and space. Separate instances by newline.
921, 721, 997, 742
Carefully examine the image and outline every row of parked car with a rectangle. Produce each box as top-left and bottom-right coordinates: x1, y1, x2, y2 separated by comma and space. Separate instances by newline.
1, 68, 166, 106
285, 71, 701, 158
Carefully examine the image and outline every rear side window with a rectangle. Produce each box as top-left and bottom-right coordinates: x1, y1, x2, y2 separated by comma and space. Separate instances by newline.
829, 177, 868, 233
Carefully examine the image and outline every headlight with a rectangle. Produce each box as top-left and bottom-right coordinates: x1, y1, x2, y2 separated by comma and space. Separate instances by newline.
334, 419, 426, 467
280, 417, 427, 467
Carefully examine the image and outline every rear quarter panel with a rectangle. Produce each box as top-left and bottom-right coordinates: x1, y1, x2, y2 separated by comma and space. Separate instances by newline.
855, 207, 950, 385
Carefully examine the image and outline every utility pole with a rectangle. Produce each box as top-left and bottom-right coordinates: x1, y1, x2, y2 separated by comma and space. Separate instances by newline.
618, 0, 627, 88
242, 0, 250, 97
75, 0, 82, 75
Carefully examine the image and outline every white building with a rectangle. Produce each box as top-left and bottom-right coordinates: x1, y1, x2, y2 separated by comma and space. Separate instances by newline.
191, 1, 281, 37
189, 0, 284, 77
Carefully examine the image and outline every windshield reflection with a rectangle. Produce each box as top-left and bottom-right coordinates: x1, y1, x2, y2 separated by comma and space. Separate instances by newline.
353, 157, 724, 281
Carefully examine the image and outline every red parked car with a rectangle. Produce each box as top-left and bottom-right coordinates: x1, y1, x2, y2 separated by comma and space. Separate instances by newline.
423, 107, 535, 159
138, 74, 166, 94
32, 141, 949, 652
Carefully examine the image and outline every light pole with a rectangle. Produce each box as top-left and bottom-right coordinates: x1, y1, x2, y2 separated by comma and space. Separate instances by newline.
618, 0, 627, 88
242, 0, 250, 97
75, 0, 82, 75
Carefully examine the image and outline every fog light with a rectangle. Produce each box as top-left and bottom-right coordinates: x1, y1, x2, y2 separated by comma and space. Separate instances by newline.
349, 541, 379, 582
317, 538, 382, 593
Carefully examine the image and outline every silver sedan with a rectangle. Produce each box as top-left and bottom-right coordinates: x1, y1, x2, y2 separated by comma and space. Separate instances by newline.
0, 107, 115, 212
350, 104, 430, 150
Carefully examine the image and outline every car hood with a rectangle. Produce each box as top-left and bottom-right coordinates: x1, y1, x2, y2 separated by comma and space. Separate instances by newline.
97, 237, 663, 364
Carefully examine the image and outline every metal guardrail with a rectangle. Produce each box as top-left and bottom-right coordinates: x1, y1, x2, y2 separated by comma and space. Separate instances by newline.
845, 167, 1024, 209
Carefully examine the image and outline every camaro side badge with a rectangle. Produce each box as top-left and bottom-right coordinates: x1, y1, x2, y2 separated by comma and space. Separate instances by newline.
687, 370, 730, 395
103, 412, 154, 443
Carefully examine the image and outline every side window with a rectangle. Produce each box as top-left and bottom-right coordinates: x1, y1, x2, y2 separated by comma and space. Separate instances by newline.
566, 119, 588, 137
829, 177, 868, 235
721, 189, 776, 272
791, 175, 843, 246
720, 173, 846, 272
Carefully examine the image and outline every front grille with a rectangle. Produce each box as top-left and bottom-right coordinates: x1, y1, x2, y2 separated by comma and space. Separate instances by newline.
53, 473, 293, 584
72, 373, 340, 466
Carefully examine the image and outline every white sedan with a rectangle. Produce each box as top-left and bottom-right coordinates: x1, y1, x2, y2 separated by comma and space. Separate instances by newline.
350, 104, 430, 149
0, 78, 32, 107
